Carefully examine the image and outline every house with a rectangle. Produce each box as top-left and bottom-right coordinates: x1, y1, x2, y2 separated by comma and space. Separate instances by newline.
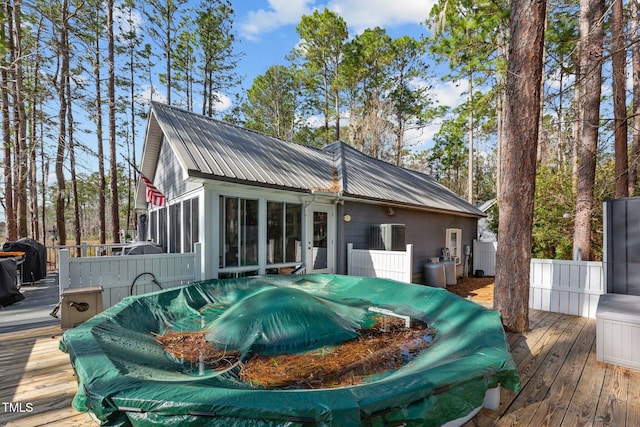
136, 102, 485, 283
477, 199, 497, 242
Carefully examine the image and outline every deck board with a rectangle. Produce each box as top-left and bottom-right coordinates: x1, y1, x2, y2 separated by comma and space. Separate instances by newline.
1, 311, 639, 426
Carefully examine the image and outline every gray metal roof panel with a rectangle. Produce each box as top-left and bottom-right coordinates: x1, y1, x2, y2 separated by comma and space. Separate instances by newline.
150, 102, 335, 191
145, 103, 483, 217
323, 142, 484, 217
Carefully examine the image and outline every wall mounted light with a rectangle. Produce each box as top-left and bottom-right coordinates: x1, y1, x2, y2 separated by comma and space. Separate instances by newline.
343, 214, 352, 222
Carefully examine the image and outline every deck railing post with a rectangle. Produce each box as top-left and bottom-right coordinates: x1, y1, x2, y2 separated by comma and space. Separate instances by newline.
81, 242, 88, 257
59, 249, 70, 298
406, 244, 413, 283
347, 243, 353, 276
194, 242, 203, 282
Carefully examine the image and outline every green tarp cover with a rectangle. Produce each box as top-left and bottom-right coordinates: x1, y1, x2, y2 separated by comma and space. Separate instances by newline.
60, 274, 520, 426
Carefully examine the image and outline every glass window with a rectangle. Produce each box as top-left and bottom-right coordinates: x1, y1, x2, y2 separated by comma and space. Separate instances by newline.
446, 228, 462, 264
286, 204, 302, 262
158, 207, 167, 253
266, 202, 302, 265
312, 211, 328, 269
169, 203, 181, 253
192, 198, 199, 251
220, 197, 259, 268
182, 198, 199, 253
183, 199, 191, 253
149, 210, 157, 243
267, 202, 284, 264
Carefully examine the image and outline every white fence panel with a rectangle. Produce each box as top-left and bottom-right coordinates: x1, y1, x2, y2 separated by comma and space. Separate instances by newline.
473, 240, 497, 276
529, 258, 605, 318
347, 243, 412, 283
472, 241, 605, 318
59, 244, 202, 309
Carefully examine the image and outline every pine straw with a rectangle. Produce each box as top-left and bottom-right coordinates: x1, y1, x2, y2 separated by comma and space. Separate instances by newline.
155, 317, 435, 389
154, 331, 240, 370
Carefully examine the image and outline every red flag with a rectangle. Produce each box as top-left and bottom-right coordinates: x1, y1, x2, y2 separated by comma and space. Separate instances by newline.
141, 175, 166, 207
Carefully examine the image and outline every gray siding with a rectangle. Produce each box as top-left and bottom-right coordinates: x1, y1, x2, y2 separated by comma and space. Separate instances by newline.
155, 137, 200, 200
336, 201, 477, 283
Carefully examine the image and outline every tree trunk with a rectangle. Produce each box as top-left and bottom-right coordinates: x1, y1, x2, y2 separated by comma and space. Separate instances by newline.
56, 0, 70, 246
107, 0, 120, 243
12, 0, 27, 238
612, 0, 628, 198
495, 0, 547, 333
67, 82, 81, 256
30, 17, 43, 242
1, 7, 16, 241
129, 26, 138, 238
573, 0, 605, 261
93, 9, 106, 245
629, 0, 640, 196
467, 72, 474, 203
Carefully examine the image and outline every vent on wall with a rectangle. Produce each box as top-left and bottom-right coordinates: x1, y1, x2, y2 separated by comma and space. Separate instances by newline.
370, 224, 406, 251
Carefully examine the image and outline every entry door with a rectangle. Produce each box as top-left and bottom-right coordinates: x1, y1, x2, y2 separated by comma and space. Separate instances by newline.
306, 204, 335, 274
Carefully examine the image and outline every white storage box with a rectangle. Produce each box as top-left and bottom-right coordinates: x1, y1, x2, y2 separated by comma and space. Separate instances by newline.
596, 293, 640, 370
61, 285, 104, 329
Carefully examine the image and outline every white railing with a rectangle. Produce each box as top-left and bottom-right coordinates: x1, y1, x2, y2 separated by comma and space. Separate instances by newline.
529, 258, 604, 318
59, 243, 202, 309
46, 242, 135, 271
347, 243, 413, 283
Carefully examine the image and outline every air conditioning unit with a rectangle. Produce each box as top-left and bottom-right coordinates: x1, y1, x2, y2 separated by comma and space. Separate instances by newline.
370, 224, 406, 251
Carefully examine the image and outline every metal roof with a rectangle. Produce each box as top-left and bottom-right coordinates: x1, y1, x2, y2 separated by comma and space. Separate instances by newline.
323, 142, 484, 217
149, 102, 334, 192
139, 102, 484, 217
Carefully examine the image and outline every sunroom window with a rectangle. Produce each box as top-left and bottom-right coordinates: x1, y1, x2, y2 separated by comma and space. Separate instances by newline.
219, 196, 259, 268
267, 202, 302, 264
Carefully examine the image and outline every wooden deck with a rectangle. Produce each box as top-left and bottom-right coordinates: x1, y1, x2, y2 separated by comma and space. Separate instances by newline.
0, 325, 94, 426
0, 310, 638, 426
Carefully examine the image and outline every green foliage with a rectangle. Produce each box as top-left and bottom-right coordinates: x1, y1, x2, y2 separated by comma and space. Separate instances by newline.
429, 0, 509, 81
504, 158, 614, 261
197, 0, 240, 116
290, 8, 348, 143
532, 166, 575, 259
242, 65, 303, 141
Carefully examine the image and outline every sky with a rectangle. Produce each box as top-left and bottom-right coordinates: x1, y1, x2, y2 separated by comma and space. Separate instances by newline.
220, 0, 467, 148
1, 0, 469, 227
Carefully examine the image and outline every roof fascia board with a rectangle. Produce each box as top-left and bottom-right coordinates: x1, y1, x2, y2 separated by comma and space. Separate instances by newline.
191, 170, 312, 195
149, 103, 196, 180
340, 194, 486, 218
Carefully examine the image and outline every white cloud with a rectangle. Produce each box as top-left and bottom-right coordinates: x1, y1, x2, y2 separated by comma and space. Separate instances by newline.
135, 86, 166, 105
239, 0, 433, 41
406, 80, 468, 151
327, 0, 434, 33
114, 3, 143, 38
239, 0, 314, 40
212, 93, 233, 112
432, 80, 467, 109
405, 125, 439, 150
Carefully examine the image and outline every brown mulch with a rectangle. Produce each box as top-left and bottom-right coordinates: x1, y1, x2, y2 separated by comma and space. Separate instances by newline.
241, 322, 434, 389
447, 276, 495, 304
154, 331, 241, 370
155, 316, 435, 389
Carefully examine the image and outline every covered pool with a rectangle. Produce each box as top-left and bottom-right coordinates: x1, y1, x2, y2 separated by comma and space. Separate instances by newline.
60, 274, 519, 426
